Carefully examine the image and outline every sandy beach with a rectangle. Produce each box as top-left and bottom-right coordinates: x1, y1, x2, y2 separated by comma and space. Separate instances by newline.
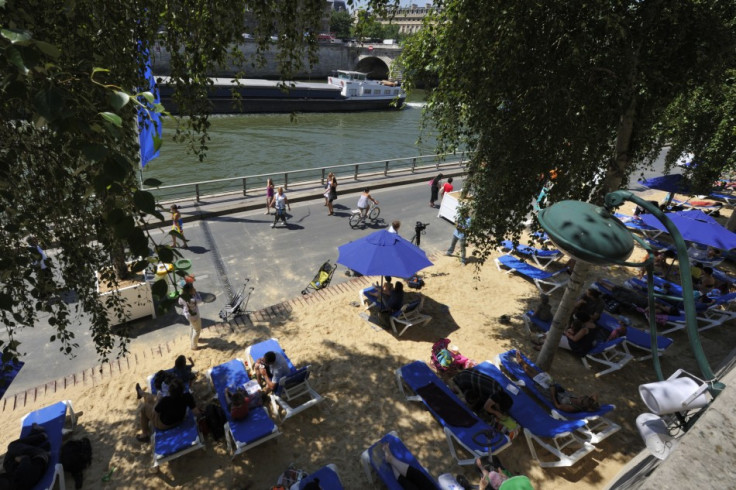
2, 194, 735, 489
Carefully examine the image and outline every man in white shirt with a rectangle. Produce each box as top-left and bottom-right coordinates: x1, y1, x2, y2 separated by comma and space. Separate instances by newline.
254, 351, 291, 394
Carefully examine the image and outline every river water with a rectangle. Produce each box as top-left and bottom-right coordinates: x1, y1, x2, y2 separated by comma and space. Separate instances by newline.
142, 94, 437, 186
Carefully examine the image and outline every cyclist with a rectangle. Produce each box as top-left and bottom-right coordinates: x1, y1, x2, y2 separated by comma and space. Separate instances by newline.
356, 188, 379, 222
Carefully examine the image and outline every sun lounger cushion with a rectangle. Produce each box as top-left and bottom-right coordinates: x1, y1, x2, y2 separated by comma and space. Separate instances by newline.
363, 432, 440, 490
210, 360, 278, 446
297, 464, 343, 489
154, 411, 201, 459
414, 383, 477, 428
247, 338, 297, 373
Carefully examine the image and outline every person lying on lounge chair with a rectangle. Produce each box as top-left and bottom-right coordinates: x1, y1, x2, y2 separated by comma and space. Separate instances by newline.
372, 442, 437, 490
514, 351, 600, 413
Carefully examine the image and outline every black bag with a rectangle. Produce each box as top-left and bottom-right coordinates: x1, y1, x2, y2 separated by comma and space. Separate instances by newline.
60, 438, 92, 490
407, 275, 425, 290
204, 403, 227, 441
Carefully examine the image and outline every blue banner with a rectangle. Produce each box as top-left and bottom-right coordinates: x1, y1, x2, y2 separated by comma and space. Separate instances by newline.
138, 47, 161, 168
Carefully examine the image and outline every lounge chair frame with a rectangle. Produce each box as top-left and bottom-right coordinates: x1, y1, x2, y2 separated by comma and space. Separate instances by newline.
389, 295, 432, 336
498, 240, 564, 270
206, 359, 281, 458
523, 311, 633, 377
19, 400, 79, 490
360, 431, 440, 488
495, 254, 569, 295
395, 361, 511, 465
146, 374, 205, 467
471, 362, 596, 468
496, 350, 620, 444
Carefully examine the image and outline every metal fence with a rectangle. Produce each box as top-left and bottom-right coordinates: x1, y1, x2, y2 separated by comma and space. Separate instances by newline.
142, 153, 468, 203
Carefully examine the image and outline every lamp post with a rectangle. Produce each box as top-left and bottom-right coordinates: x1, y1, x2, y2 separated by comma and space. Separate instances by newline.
536, 190, 723, 396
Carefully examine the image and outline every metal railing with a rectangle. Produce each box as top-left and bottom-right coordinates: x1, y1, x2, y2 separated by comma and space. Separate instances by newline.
142, 152, 468, 203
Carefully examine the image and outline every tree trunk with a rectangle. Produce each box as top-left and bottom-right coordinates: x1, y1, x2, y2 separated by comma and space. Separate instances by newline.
536, 261, 591, 370
537, 94, 637, 371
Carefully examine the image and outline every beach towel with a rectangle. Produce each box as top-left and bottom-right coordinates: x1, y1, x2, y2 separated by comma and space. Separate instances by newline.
415, 383, 477, 428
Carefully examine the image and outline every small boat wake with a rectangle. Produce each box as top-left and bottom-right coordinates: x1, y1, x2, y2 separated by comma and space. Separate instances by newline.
405, 102, 426, 109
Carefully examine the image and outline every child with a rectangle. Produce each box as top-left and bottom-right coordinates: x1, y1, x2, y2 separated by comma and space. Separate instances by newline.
171, 355, 195, 383
225, 387, 250, 421
475, 456, 508, 490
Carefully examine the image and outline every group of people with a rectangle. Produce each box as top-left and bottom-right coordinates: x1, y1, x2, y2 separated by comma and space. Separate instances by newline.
429, 173, 454, 208
134, 349, 289, 443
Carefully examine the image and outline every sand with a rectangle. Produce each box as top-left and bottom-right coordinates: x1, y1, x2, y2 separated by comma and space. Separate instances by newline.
2, 193, 735, 489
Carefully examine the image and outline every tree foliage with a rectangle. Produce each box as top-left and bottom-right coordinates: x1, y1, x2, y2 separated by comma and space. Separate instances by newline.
399, 0, 735, 369
330, 10, 354, 39
0, 0, 392, 369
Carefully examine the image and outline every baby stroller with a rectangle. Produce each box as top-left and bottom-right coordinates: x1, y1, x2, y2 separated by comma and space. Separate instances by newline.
218, 280, 255, 321
301, 260, 336, 295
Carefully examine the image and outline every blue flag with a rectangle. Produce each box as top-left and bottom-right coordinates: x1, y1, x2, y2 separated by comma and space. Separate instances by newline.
138, 47, 161, 168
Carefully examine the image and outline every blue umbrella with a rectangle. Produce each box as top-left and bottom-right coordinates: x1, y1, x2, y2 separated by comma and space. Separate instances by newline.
337, 229, 433, 278
638, 174, 692, 194
639, 210, 736, 250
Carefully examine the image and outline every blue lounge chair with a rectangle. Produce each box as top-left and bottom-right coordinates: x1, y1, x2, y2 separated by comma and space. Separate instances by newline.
395, 361, 511, 465
496, 350, 620, 444
360, 431, 441, 489
470, 362, 596, 468
244, 338, 323, 422
523, 311, 633, 377
596, 312, 674, 361
207, 359, 281, 457
495, 254, 569, 295
295, 464, 344, 489
498, 240, 564, 270
19, 400, 78, 490
145, 373, 204, 467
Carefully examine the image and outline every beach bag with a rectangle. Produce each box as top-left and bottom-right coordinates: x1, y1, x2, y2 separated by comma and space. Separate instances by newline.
407, 275, 424, 289
60, 438, 92, 489
204, 403, 227, 441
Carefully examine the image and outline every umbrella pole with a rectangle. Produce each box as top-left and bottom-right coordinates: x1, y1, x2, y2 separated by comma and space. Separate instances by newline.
379, 276, 384, 310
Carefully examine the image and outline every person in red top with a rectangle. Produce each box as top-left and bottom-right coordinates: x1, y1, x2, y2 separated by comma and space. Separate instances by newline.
440, 177, 454, 198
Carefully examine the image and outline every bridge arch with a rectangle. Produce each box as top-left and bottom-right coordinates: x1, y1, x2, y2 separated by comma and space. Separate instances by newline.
353, 55, 394, 79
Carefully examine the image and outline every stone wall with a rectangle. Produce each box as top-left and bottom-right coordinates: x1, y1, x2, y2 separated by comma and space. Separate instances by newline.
151, 41, 358, 79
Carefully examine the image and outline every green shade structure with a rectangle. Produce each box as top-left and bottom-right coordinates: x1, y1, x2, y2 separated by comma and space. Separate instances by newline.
536, 200, 635, 265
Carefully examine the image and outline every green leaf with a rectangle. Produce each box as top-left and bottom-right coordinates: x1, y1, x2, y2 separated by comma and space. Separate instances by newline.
112, 214, 135, 238
153, 134, 162, 152
99, 112, 122, 127
133, 190, 156, 213
1, 28, 31, 44
91, 67, 110, 76
108, 91, 130, 111
6, 46, 28, 74
128, 228, 149, 259
140, 91, 155, 103
151, 278, 168, 298
143, 178, 162, 187
130, 260, 148, 273
157, 246, 174, 263
32, 40, 61, 58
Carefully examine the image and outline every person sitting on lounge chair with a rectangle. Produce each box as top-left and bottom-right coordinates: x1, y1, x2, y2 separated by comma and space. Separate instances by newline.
134, 377, 199, 443
254, 350, 291, 394
383, 281, 404, 314
514, 351, 600, 413
573, 288, 605, 322
560, 312, 598, 356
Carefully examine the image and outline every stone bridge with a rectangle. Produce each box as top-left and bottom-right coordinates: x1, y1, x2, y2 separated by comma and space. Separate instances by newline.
151, 41, 403, 80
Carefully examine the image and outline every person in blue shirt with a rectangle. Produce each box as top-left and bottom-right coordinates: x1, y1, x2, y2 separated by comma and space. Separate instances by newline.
446, 217, 470, 265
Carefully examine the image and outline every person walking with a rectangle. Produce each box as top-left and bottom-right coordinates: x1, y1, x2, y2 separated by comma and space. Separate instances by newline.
440, 176, 454, 198
178, 283, 203, 350
429, 173, 443, 207
170, 204, 188, 248
446, 216, 470, 265
356, 188, 378, 222
272, 186, 291, 228
326, 173, 338, 216
265, 178, 275, 214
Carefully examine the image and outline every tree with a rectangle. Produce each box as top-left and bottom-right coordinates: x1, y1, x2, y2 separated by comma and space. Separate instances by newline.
0, 0, 365, 369
330, 10, 354, 39
399, 0, 736, 370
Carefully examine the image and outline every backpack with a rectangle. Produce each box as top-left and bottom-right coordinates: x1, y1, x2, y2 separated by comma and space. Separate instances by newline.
407, 275, 424, 289
204, 403, 227, 441
60, 438, 92, 490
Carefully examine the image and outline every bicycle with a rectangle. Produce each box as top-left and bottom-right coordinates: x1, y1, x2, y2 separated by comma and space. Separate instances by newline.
410, 221, 429, 246
349, 202, 381, 228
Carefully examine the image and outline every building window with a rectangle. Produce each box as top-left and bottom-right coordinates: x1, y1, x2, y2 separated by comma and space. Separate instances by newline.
364, 89, 371, 94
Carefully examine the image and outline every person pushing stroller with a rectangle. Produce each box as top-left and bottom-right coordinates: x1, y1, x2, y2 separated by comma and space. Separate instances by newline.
271, 187, 291, 228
